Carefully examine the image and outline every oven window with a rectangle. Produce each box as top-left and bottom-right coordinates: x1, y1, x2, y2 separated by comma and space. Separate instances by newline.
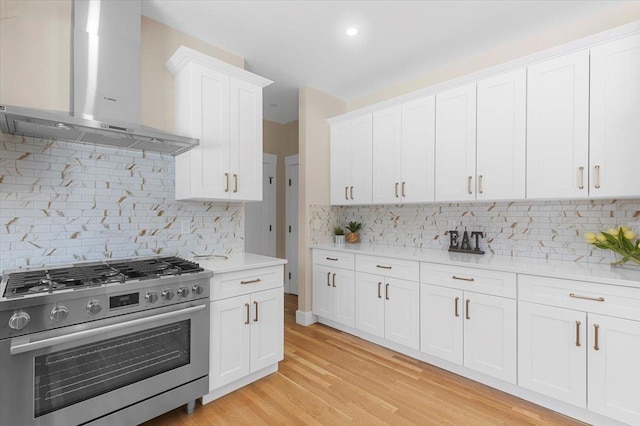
34, 320, 191, 418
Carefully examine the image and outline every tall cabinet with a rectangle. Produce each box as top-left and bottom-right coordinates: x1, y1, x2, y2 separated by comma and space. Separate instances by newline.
166, 46, 273, 201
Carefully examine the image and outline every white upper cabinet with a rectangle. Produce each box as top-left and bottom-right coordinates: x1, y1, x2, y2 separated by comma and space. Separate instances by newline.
435, 83, 477, 202
330, 114, 373, 205
476, 68, 526, 200
166, 46, 272, 202
527, 51, 590, 199
372, 97, 435, 204
590, 34, 640, 198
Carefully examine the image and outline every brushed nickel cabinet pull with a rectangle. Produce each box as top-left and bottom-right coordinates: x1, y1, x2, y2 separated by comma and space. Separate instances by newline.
454, 297, 460, 317
224, 173, 230, 192
465, 299, 470, 320
245, 303, 250, 325
332, 273, 336, 287
478, 175, 483, 194
350, 186, 354, 200
326, 272, 331, 287
378, 282, 382, 298
594, 324, 600, 351
467, 176, 473, 194
385, 283, 389, 300
376, 265, 392, 270
575, 321, 581, 347
395, 182, 399, 198
452, 275, 474, 282
594, 165, 601, 189
326, 257, 339, 261
253, 301, 259, 322
569, 293, 604, 302
345, 186, 349, 200
241, 278, 262, 285
578, 166, 584, 189
401, 181, 406, 197
233, 174, 238, 193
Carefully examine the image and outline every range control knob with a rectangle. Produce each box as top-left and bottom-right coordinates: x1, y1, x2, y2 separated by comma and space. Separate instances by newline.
8, 311, 30, 331
86, 300, 102, 315
50, 305, 69, 322
145, 292, 158, 304
192, 284, 203, 295
177, 287, 190, 297
161, 289, 175, 301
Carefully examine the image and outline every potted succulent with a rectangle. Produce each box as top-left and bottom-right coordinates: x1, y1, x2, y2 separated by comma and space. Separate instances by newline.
333, 226, 345, 245
345, 221, 363, 244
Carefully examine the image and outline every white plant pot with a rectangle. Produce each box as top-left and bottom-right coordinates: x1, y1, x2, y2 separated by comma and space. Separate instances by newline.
334, 235, 345, 245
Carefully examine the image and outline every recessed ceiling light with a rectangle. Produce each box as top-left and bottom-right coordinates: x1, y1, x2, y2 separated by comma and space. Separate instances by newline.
346, 27, 359, 37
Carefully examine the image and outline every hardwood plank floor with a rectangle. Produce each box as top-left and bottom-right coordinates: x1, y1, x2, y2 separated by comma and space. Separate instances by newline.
143, 294, 584, 425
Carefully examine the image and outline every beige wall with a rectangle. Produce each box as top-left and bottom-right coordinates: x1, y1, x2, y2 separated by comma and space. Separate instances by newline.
263, 119, 299, 260
298, 87, 345, 313
349, 2, 640, 110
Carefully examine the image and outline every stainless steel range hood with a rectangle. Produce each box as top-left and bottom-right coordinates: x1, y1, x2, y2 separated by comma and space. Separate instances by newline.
0, 0, 198, 156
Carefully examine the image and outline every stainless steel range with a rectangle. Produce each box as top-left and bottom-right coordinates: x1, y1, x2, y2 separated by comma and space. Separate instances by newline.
0, 256, 212, 426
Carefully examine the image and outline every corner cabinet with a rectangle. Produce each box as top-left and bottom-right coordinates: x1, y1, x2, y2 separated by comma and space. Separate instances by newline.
166, 46, 273, 201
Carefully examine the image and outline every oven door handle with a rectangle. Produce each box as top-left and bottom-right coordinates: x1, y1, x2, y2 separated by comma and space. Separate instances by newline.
10, 304, 206, 356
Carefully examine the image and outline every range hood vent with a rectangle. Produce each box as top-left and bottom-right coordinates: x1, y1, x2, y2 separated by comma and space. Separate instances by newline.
0, 0, 198, 156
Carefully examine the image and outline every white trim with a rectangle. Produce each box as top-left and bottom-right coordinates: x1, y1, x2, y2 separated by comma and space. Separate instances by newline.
285, 154, 299, 166
328, 20, 640, 124
166, 45, 273, 88
263, 152, 277, 165
295, 310, 316, 326
201, 364, 278, 404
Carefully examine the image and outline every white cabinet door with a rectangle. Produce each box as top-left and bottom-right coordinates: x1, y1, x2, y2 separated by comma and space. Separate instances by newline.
463, 292, 516, 384
588, 314, 640, 425
372, 106, 402, 204
333, 268, 356, 327
349, 114, 373, 204
590, 34, 640, 198
230, 77, 263, 201
313, 265, 333, 319
384, 277, 420, 350
518, 302, 587, 408
210, 296, 251, 389
354, 272, 385, 338
435, 83, 477, 202
175, 64, 230, 200
420, 284, 463, 365
476, 68, 526, 200
250, 288, 284, 372
330, 122, 351, 205
401, 95, 435, 203
527, 51, 589, 199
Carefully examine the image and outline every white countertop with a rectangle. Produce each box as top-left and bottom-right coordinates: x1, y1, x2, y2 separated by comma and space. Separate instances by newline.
193, 252, 286, 274
312, 243, 640, 289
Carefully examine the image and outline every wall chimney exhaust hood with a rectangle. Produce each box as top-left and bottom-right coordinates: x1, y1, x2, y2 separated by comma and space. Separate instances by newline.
0, 0, 198, 156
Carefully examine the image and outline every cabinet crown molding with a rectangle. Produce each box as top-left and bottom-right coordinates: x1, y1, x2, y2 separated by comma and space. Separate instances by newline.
165, 45, 273, 88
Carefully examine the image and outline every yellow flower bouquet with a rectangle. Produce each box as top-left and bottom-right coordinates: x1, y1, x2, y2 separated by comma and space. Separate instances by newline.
584, 226, 640, 267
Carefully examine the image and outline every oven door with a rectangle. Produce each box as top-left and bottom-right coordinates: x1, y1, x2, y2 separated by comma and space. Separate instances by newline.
0, 299, 209, 426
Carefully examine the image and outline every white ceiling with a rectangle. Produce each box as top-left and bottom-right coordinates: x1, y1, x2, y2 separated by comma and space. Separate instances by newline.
142, 0, 630, 124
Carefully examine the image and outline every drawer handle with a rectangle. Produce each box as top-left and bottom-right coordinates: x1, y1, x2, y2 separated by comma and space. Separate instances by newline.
326, 257, 339, 261
332, 273, 336, 287
454, 297, 460, 317
575, 321, 581, 347
245, 303, 250, 325
241, 278, 262, 285
254, 301, 259, 322
376, 265, 392, 270
378, 282, 382, 299
569, 293, 604, 302
385, 283, 389, 300
594, 324, 600, 351
465, 299, 470, 320
452, 275, 474, 282
326, 272, 331, 287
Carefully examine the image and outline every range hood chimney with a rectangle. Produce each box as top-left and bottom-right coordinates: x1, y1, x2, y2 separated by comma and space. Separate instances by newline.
0, 0, 198, 155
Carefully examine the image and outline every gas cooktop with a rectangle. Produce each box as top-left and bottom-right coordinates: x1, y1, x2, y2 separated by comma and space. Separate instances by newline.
2, 256, 204, 298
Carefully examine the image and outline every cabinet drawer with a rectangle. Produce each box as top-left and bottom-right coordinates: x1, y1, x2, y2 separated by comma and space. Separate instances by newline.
519, 274, 640, 321
421, 263, 516, 299
211, 266, 283, 301
356, 255, 419, 281
313, 250, 355, 270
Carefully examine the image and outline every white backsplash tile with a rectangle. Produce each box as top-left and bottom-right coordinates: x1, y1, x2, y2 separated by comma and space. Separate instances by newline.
0, 134, 244, 272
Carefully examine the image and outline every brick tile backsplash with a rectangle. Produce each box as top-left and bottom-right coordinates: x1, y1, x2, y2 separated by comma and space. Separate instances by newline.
0, 134, 244, 272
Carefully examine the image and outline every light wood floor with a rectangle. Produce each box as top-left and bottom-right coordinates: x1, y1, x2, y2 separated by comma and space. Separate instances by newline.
143, 294, 584, 425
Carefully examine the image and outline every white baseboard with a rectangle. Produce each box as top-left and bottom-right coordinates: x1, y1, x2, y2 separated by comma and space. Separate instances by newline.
295, 310, 317, 326
202, 364, 279, 405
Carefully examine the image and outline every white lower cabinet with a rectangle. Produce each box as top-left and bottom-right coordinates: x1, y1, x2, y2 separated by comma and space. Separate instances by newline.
313, 264, 355, 327
355, 272, 419, 350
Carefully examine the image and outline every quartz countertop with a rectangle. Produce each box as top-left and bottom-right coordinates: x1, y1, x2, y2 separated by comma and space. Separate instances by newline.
312, 243, 640, 289
192, 252, 286, 274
